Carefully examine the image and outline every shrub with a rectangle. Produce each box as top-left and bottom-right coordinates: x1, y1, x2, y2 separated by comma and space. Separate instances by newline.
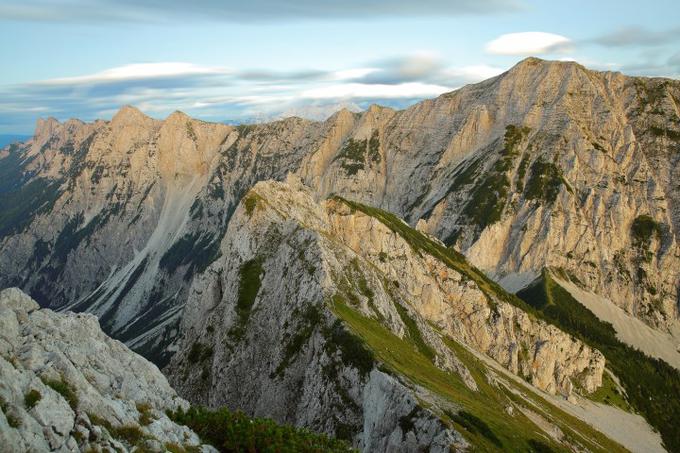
168, 406, 355, 452
136, 402, 154, 426
24, 389, 41, 409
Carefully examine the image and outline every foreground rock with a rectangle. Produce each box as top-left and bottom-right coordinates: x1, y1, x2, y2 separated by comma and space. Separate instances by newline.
0, 287, 213, 452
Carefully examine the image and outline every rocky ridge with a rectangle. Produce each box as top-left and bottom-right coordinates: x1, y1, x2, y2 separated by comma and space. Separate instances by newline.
166, 177, 614, 452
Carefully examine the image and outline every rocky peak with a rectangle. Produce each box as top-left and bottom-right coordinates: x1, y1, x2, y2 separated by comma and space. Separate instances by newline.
33, 116, 61, 140
111, 104, 153, 126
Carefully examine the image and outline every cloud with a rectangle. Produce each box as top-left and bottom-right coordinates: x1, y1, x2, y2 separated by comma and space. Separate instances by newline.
0, 56, 508, 133
300, 82, 451, 100
485, 32, 572, 55
0, 0, 522, 23
589, 26, 680, 47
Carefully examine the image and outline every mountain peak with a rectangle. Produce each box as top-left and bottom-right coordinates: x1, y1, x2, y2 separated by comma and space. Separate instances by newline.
33, 116, 60, 138
111, 104, 149, 124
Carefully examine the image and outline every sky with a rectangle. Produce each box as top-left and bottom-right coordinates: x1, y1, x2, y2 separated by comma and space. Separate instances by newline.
0, 0, 679, 134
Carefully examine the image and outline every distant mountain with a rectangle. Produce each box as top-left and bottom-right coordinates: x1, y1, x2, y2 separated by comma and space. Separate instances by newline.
0, 134, 30, 148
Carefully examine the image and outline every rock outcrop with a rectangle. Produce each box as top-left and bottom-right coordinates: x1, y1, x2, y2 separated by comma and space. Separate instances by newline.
0, 287, 213, 452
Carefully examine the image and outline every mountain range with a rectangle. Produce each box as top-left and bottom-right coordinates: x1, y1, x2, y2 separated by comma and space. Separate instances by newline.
1, 57, 679, 452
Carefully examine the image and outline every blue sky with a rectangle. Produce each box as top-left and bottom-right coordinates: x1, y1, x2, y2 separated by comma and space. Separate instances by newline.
1, 0, 679, 134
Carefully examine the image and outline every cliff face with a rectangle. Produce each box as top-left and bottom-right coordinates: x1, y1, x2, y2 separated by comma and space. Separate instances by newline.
165, 177, 610, 452
0, 287, 213, 452
0, 58, 678, 365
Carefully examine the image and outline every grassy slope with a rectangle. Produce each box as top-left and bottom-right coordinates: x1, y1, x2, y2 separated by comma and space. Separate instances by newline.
327, 197, 628, 452
518, 270, 680, 452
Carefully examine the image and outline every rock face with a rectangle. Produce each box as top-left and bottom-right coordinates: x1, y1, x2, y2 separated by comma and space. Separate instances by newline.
165, 177, 604, 451
0, 287, 212, 453
0, 57, 678, 366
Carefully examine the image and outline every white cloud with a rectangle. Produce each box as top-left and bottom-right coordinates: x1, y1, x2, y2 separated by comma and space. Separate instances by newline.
34, 63, 228, 86
485, 32, 572, 55
301, 82, 451, 100
442, 64, 504, 83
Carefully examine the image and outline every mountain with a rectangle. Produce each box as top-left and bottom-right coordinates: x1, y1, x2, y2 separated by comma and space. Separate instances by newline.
1, 57, 679, 451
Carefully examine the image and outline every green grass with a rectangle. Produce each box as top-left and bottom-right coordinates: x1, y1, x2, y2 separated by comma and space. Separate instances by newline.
589, 372, 632, 413
228, 257, 265, 340
518, 270, 680, 452
243, 192, 263, 217
329, 297, 625, 452
168, 406, 355, 452
394, 303, 435, 360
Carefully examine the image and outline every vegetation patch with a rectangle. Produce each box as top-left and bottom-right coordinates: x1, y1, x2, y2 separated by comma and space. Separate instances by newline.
168, 406, 355, 452
188, 342, 214, 364
23, 389, 41, 410
631, 215, 661, 249
136, 402, 155, 426
333, 133, 381, 176
42, 376, 78, 410
324, 299, 375, 378
517, 270, 680, 452
588, 372, 632, 413
330, 294, 620, 452
524, 159, 564, 203
228, 257, 265, 340
243, 192, 264, 217
447, 410, 503, 448
273, 304, 324, 377
1, 396, 21, 428
394, 303, 435, 361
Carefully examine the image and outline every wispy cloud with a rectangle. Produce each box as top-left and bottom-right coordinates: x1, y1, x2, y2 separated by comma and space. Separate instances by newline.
588, 26, 680, 47
0, 0, 522, 23
485, 32, 573, 55
0, 56, 507, 133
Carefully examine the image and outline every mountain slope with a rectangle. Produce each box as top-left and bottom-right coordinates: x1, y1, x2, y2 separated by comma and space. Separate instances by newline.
165, 177, 657, 452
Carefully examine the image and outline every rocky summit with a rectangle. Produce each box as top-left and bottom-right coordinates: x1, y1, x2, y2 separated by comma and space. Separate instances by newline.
1, 58, 679, 452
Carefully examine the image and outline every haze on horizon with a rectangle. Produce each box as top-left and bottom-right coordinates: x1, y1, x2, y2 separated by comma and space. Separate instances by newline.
0, 0, 679, 134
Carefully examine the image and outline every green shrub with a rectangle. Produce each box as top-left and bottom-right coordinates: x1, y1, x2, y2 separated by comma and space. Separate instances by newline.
24, 389, 41, 409
524, 159, 564, 203
631, 215, 661, 249
188, 342, 213, 364
168, 406, 355, 452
